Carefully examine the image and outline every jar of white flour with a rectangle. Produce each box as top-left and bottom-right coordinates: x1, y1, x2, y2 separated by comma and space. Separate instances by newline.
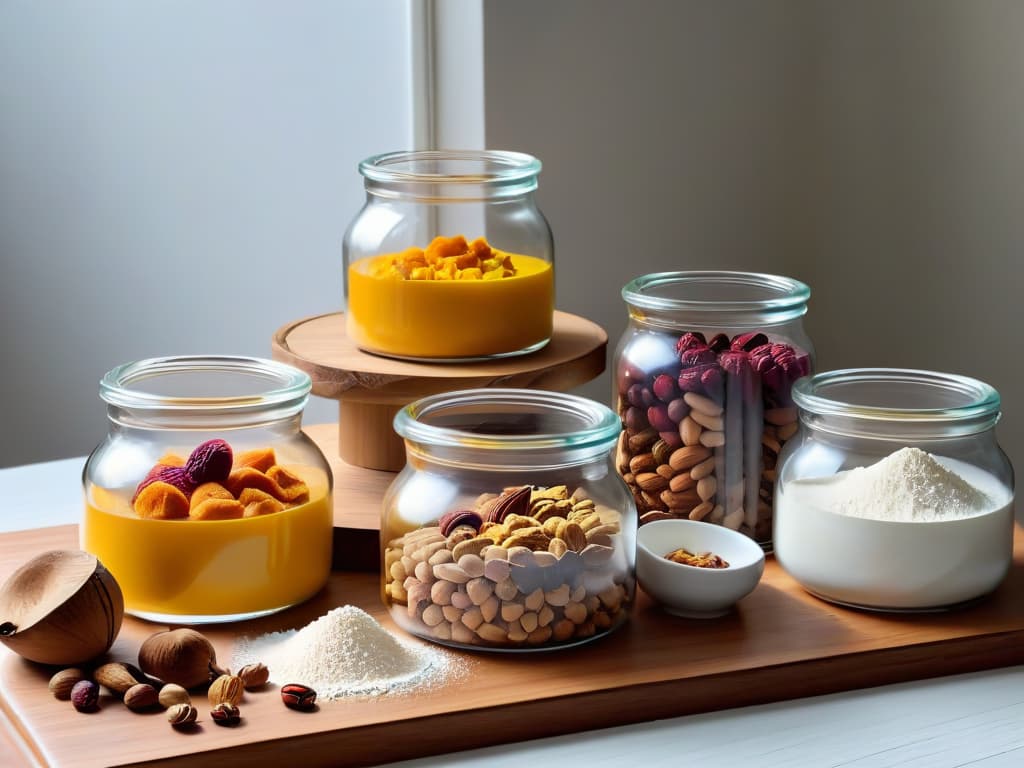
774, 369, 1015, 611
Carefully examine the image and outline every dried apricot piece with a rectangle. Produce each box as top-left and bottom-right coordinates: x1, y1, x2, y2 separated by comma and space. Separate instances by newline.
190, 498, 245, 521
190, 482, 234, 511
233, 447, 277, 473
224, 467, 281, 499
266, 466, 310, 503
157, 453, 187, 468
425, 235, 468, 261
134, 482, 190, 520
239, 488, 285, 517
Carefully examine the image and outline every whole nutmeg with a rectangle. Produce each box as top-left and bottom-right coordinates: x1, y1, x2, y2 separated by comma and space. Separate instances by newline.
207, 674, 243, 707
157, 683, 191, 709
48, 668, 86, 700
70, 680, 100, 712
210, 702, 241, 726
124, 683, 159, 712
166, 702, 198, 727
237, 663, 269, 690
138, 628, 225, 689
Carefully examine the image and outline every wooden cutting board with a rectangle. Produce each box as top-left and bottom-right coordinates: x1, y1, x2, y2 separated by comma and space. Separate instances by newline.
2, 524, 1024, 768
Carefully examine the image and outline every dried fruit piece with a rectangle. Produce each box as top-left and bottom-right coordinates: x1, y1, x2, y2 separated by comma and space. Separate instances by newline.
189, 498, 245, 521
225, 467, 282, 498
266, 465, 309, 503
134, 481, 190, 520
665, 548, 730, 569
132, 465, 195, 505
190, 482, 234, 510
240, 488, 285, 517
185, 439, 234, 485
70, 680, 99, 712
234, 447, 277, 472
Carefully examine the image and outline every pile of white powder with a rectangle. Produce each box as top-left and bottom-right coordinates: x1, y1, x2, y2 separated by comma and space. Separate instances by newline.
825, 447, 994, 522
233, 605, 462, 699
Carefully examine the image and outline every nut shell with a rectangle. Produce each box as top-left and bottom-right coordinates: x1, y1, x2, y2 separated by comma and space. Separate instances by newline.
237, 663, 269, 690
0, 550, 124, 666
94, 662, 145, 694
157, 683, 191, 709
208, 674, 243, 707
166, 702, 198, 727
124, 683, 159, 712
48, 668, 86, 700
138, 628, 223, 689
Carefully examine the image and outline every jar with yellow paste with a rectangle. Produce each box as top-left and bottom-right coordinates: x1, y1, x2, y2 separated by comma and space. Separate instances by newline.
344, 150, 554, 360
82, 356, 333, 623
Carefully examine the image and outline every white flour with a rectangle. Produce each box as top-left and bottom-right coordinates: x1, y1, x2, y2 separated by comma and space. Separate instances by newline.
774, 448, 1014, 609
823, 447, 994, 521
233, 605, 462, 699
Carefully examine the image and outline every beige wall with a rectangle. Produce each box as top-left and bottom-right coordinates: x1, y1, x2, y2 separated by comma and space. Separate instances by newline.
484, 0, 1023, 481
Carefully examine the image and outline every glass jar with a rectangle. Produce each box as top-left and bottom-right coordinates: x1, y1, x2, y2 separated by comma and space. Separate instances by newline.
382, 389, 636, 651
343, 149, 554, 361
82, 356, 334, 623
775, 369, 1015, 611
613, 271, 813, 548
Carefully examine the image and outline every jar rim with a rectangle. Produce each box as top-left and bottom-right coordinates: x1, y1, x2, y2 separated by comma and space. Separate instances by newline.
394, 388, 621, 452
99, 356, 311, 411
791, 368, 1001, 424
622, 271, 810, 318
359, 149, 541, 185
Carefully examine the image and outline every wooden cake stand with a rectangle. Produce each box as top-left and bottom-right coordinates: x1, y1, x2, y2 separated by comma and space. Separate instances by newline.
272, 311, 608, 567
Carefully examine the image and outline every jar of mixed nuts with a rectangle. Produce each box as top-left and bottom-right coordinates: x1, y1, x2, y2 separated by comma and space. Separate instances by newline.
382, 389, 635, 651
612, 271, 813, 548
343, 149, 554, 361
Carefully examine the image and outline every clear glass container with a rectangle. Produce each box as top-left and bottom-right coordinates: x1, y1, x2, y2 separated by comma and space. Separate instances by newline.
82, 356, 333, 623
612, 271, 813, 548
775, 369, 1015, 611
343, 149, 554, 361
382, 389, 636, 651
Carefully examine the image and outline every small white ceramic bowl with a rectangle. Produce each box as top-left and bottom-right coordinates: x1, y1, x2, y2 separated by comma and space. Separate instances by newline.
636, 519, 766, 618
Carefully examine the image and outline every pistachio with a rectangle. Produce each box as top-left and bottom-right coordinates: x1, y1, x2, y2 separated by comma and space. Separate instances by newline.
166, 702, 198, 727
48, 668, 86, 700
210, 702, 241, 726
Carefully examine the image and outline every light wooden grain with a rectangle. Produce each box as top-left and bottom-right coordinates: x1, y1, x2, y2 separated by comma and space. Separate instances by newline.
2, 524, 1024, 767
272, 311, 607, 471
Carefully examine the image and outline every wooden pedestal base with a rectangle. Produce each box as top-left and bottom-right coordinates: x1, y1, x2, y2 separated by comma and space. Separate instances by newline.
273, 310, 608, 471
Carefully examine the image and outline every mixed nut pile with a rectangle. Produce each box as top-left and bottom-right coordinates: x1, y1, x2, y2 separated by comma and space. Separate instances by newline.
47, 627, 317, 728
384, 485, 633, 648
616, 330, 810, 542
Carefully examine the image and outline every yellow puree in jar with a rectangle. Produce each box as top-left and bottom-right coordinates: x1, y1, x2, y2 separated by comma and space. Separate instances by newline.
346, 238, 554, 358
83, 467, 331, 617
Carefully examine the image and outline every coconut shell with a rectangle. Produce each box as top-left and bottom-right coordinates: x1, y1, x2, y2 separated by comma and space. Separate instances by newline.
0, 550, 124, 665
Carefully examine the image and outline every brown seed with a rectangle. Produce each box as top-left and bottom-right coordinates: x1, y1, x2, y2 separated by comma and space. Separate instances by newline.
280, 683, 317, 710
635, 472, 669, 493
655, 464, 675, 480
628, 453, 656, 474
124, 683, 159, 712
679, 417, 703, 446
697, 476, 717, 501
48, 668, 86, 700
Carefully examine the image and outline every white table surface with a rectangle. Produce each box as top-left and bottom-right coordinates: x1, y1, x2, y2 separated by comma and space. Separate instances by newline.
2, 458, 1022, 768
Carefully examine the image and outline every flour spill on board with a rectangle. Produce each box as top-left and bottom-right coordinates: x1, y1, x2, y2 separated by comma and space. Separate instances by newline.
233, 605, 465, 699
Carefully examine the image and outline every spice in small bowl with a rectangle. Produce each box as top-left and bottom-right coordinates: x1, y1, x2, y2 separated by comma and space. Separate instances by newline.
636, 519, 764, 618
664, 548, 729, 569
